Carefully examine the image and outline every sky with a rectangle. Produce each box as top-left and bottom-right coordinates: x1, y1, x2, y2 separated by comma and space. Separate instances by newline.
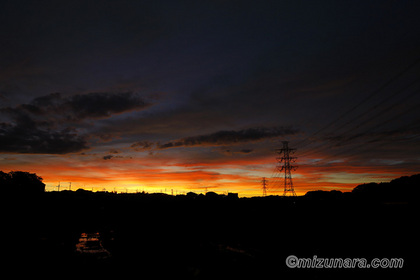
1, 0, 420, 196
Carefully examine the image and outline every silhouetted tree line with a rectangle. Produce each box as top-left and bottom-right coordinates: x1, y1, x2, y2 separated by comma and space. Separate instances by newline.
303, 189, 343, 200
0, 170, 45, 194
1, 169, 418, 202
305, 173, 419, 202
351, 173, 419, 201
3, 171, 411, 279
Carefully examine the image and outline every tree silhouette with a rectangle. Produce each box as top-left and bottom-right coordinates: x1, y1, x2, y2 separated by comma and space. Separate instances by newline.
0, 170, 45, 194
352, 173, 419, 201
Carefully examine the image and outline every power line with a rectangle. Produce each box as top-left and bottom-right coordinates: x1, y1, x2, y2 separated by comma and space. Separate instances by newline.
295, 57, 420, 150
265, 58, 420, 195
298, 114, 420, 171
299, 91, 420, 160
296, 75, 420, 159
331, 78, 420, 134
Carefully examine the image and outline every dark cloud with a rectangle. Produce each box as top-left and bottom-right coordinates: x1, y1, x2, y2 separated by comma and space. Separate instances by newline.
217, 148, 254, 156
130, 141, 155, 151
133, 126, 298, 150
0, 122, 88, 154
102, 154, 132, 160
103, 155, 114, 160
0, 92, 151, 154
6, 92, 150, 122
161, 126, 298, 149
65, 92, 150, 121
95, 133, 119, 143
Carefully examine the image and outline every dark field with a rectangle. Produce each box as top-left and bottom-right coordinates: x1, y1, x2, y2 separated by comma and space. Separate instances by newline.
5, 191, 412, 279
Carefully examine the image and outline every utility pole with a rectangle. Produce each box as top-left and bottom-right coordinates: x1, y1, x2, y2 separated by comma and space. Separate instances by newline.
57, 182, 60, 192
69, 182, 71, 191
276, 141, 297, 197
261, 177, 268, 196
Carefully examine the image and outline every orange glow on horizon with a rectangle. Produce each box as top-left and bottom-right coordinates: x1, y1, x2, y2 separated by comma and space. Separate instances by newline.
0, 150, 414, 197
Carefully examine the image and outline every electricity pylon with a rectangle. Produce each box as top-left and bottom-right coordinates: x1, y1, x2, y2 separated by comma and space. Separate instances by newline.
261, 177, 268, 196
276, 141, 297, 197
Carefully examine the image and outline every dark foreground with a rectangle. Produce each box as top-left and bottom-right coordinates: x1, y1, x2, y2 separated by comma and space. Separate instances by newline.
5, 191, 412, 279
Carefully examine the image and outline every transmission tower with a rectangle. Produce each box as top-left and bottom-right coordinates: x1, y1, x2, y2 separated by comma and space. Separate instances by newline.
261, 177, 268, 196
276, 141, 297, 197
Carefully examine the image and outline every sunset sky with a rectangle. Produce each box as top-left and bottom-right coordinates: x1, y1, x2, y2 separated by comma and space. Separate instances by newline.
1, 0, 420, 196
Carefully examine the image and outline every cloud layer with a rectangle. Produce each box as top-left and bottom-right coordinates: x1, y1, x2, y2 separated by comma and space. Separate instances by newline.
7, 92, 150, 122
0, 92, 150, 154
131, 126, 299, 151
